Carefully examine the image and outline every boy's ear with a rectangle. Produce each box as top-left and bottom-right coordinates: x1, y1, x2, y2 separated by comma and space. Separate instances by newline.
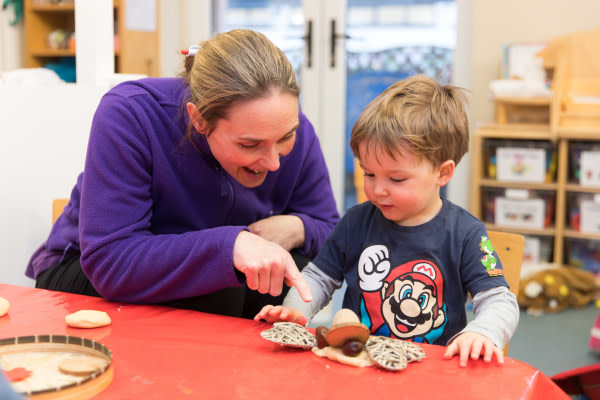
436, 160, 455, 187
186, 102, 207, 135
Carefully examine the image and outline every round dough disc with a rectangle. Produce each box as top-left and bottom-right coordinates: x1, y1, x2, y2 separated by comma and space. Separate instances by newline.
0, 297, 9, 317
59, 356, 107, 376
65, 310, 111, 328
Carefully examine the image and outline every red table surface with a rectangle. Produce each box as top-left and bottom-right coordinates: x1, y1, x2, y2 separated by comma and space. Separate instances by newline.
0, 283, 568, 399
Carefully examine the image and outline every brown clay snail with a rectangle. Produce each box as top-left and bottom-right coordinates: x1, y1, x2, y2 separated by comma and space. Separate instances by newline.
326, 309, 370, 347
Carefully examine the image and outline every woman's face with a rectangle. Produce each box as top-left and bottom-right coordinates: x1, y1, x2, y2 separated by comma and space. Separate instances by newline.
188, 92, 299, 188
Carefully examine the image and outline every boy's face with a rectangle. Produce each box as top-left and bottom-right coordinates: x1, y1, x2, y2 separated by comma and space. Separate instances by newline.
358, 142, 452, 226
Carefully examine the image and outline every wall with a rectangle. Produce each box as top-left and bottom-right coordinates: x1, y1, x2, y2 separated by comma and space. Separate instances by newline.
0, 3, 24, 71
0, 0, 212, 287
0, 84, 108, 287
469, 0, 600, 133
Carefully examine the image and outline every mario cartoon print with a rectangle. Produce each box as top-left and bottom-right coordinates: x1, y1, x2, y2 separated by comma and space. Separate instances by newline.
358, 245, 447, 344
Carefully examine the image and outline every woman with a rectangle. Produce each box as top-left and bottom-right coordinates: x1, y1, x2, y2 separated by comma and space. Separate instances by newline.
26, 29, 339, 318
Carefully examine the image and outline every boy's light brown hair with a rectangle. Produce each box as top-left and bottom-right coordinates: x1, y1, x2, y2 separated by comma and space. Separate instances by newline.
349, 74, 470, 167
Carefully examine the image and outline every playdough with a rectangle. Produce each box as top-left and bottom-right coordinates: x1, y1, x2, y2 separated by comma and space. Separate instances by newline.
59, 356, 108, 376
0, 297, 9, 317
65, 310, 111, 328
312, 346, 374, 368
260, 309, 426, 372
4, 367, 32, 382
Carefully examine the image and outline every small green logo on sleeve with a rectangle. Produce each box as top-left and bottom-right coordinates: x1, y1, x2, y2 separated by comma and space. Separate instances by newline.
479, 235, 503, 276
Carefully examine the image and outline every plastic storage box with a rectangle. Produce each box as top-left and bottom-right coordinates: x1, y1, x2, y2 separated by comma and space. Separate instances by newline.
482, 187, 555, 229
565, 238, 600, 274
569, 141, 600, 186
482, 139, 558, 183
567, 192, 600, 233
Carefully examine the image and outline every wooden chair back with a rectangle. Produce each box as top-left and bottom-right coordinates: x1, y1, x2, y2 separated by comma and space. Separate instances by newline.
354, 159, 368, 204
487, 230, 525, 356
52, 198, 69, 225
488, 230, 525, 297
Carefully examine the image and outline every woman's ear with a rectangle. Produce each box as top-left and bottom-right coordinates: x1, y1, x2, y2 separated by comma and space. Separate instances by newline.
436, 160, 455, 187
186, 102, 207, 135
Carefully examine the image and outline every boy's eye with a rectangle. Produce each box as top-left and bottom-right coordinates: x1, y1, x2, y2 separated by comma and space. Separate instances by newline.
363, 173, 374, 178
391, 178, 406, 183
239, 143, 258, 149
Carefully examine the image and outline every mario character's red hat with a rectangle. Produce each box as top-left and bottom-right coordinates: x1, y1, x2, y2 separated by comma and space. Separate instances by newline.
385, 260, 444, 309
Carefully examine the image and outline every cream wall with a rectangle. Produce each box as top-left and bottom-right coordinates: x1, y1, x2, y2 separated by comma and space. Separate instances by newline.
0, 1, 210, 288
0, 85, 108, 288
469, 0, 600, 134
0, 5, 24, 71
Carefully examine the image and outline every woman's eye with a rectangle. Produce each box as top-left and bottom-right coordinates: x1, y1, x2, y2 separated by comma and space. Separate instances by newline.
239, 143, 258, 150
363, 173, 374, 178
279, 131, 296, 142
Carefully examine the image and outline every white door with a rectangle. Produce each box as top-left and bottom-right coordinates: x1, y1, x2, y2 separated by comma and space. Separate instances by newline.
211, 0, 458, 213
343, 1, 458, 209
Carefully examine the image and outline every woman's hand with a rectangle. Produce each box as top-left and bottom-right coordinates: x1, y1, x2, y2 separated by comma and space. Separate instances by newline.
233, 230, 311, 302
254, 305, 308, 326
248, 215, 305, 252
443, 331, 504, 367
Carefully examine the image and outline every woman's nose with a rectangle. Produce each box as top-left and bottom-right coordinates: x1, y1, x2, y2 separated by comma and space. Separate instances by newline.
259, 147, 281, 171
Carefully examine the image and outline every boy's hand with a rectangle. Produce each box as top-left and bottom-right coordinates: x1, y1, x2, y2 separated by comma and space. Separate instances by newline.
443, 332, 504, 367
254, 305, 308, 326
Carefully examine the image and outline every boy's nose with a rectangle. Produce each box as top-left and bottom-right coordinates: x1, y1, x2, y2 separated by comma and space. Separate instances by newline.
373, 182, 388, 197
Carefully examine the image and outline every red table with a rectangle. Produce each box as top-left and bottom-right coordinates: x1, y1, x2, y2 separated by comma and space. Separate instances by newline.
0, 283, 568, 399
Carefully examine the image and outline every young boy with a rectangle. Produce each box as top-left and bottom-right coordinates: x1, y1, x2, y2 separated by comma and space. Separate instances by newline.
255, 75, 519, 367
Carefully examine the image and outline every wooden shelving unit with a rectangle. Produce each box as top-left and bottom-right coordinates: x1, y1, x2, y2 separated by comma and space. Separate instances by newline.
25, 0, 77, 68
471, 102, 600, 271
472, 30, 600, 274
24, 0, 160, 79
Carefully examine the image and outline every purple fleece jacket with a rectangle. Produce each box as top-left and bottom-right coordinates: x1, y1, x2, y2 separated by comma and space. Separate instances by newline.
26, 78, 340, 303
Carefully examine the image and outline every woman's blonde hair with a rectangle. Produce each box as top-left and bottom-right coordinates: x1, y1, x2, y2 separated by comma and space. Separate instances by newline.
349, 74, 470, 166
181, 29, 300, 136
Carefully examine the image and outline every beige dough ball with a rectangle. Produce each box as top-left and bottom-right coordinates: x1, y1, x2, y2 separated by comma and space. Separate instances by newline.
65, 310, 111, 328
0, 297, 9, 317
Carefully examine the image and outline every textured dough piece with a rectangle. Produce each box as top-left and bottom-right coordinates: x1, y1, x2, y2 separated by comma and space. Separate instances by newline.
59, 356, 108, 376
312, 346, 374, 368
365, 336, 408, 371
260, 322, 316, 349
0, 297, 9, 317
65, 310, 111, 328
